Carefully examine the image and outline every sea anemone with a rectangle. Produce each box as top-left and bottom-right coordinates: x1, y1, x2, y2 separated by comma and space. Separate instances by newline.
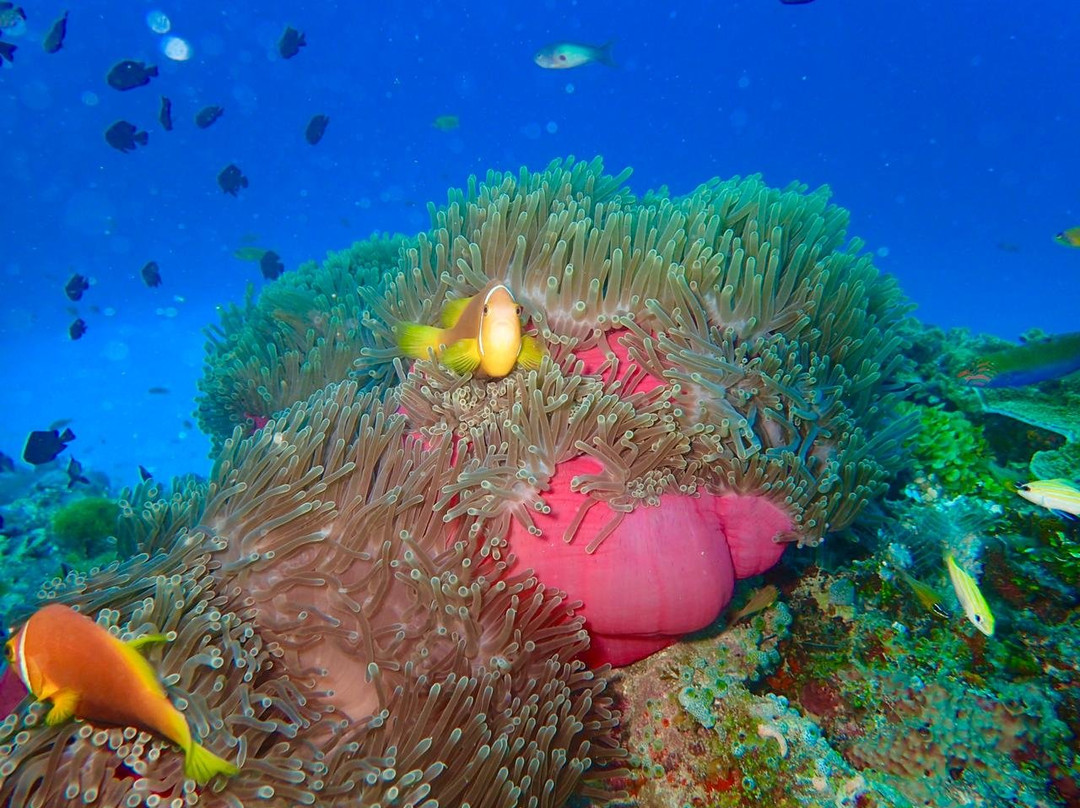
1, 381, 623, 806
358, 156, 914, 663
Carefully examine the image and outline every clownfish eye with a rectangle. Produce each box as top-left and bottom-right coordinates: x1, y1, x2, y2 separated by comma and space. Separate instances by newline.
4, 641, 13, 661
515, 305, 523, 316
483, 305, 489, 315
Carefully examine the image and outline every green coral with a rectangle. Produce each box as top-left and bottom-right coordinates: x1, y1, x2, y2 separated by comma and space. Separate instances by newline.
899, 401, 995, 497
50, 496, 119, 565
196, 233, 407, 450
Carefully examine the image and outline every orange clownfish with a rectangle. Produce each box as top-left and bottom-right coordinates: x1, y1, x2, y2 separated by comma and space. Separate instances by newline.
4, 603, 239, 785
396, 280, 544, 378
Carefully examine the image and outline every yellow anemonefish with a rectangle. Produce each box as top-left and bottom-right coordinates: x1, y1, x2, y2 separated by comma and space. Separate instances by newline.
1054, 226, 1080, 247
4, 603, 239, 785
396, 280, 544, 378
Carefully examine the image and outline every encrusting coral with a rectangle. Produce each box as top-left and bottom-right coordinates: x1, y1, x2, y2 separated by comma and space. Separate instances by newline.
1, 381, 623, 807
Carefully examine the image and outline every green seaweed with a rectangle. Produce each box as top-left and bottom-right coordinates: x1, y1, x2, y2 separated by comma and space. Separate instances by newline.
51, 496, 120, 563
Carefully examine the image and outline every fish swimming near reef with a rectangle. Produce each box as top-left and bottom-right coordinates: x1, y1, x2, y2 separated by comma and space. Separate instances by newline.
141, 260, 162, 287
194, 104, 223, 129
305, 113, 329, 144
64, 273, 89, 301
106, 59, 158, 91
956, 331, 1080, 388
0, 39, 15, 63
278, 25, 305, 59
396, 281, 544, 378
1015, 478, 1080, 520
42, 9, 67, 53
158, 96, 173, 131
1054, 227, 1080, 248
259, 250, 284, 280
944, 553, 994, 636
22, 427, 74, 465
217, 163, 248, 196
726, 584, 779, 627
534, 40, 615, 69
233, 245, 268, 262
0, 1, 25, 32
4, 603, 239, 784
432, 114, 459, 131
105, 120, 148, 153
894, 567, 950, 619
68, 317, 87, 340
65, 456, 88, 487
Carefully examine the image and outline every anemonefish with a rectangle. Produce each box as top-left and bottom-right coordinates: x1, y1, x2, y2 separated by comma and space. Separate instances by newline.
4, 603, 239, 785
396, 280, 544, 378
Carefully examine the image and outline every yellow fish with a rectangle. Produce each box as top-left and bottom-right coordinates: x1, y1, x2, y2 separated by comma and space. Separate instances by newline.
944, 554, 994, 636
1054, 227, 1080, 247
1016, 478, 1080, 519
397, 281, 543, 378
5, 603, 239, 785
432, 115, 459, 131
894, 567, 950, 620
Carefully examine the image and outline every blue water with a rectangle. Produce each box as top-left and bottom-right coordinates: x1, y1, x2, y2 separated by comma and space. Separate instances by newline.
1, 0, 1078, 484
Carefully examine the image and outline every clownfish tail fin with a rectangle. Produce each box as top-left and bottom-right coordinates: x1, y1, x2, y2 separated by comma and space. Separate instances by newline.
397, 323, 443, 360
184, 741, 239, 785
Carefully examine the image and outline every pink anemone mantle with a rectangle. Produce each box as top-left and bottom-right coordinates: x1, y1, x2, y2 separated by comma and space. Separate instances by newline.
502, 332, 793, 667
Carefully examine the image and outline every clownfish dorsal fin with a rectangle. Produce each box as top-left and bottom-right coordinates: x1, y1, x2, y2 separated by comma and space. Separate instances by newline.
128, 633, 170, 653
440, 295, 473, 328
44, 688, 79, 726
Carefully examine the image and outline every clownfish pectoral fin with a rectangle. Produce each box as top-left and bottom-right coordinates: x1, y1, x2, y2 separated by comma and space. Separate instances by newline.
184, 741, 240, 785
397, 323, 444, 361
44, 689, 79, 726
439, 295, 473, 328
517, 335, 544, 370
442, 339, 482, 375
128, 633, 171, 652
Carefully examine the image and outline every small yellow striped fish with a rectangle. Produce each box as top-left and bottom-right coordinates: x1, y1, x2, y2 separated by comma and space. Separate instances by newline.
944, 553, 994, 637
895, 567, 950, 620
1016, 478, 1080, 520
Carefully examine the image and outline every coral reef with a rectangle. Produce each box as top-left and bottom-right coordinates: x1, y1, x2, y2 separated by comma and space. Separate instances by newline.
51, 497, 120, 563
896, 401, 994, 499
11, 159, 1079, 808
0, 466, 114, 627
